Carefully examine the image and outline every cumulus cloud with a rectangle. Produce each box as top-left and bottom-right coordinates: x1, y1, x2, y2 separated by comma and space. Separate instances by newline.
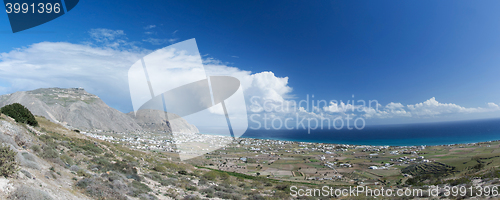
323, 101, 361, 113
0, 41, 148, 112
406, 97, 499, 117
0, 28, 498, 125
311, 97, 499, 121
488, 102, 500, 110
0, 29, 293, 115
359, 98, 499, 119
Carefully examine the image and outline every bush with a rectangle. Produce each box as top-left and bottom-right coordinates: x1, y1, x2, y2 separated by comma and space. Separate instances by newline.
1, 103, 38, 126
159, 178, 177, 186
248, 194, 266, 200
152, 165, 166, 172
76, 178, 128, 200
30, 145, 40, 153
17, 152, 39, 170
201, 188, 215, 195
128, 180, 152, 197
60, 154, 74, 166
9, 185, 53, 200
139, 193, 158, 200
21, 152, 36, 162
41, 148, 58, 159
0, 144, 18, 177
77, 169, 90, 177
185, 185, 198, 191
203, 171, 218, 180
183, 195, 201, 200
214, 191, 242, 200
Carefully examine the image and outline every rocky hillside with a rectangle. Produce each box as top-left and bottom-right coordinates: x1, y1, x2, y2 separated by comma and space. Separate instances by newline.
0, 111, 205, 200
0, 111, 274, 200
0, 114, 91, 200
0, 88, 197, 133
127, 109, 199, 133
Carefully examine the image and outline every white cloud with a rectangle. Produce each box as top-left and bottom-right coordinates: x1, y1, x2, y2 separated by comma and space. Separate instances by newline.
144, 25, 156, 30
361, 102, 411, 119
143, 38, 178, 45
323, 101, 361, 113
0, 41, 148, 112
89, 28, 126, 43
0, 28, 498, 124
360, 98, 499, 119
87, 28, 141, 50
407, 97, 481, 117
203, 62, 293, 110
0, 30, 293, 115
488, 102, 500, 109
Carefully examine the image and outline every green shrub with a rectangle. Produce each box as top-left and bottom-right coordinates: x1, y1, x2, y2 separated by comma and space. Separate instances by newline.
79, 143, 103, 155
30, 145, 41, 153
77, 169, 90, 177
159, 178, 177, 186
0, 103, 38, 126
128, 180, 152, 197
203, 171, 218, 180
60, 154, 74, 166
76, 178, 128, 200
0, 144, 18, 177
41, 148, 58, 159
104, 152, 115, 158
152, 165, 166, 172
185, 185, 198, 191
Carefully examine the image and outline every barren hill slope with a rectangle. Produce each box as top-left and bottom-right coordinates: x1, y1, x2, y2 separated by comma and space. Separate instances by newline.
0, 88, 198, 133
0, 88, 141, 132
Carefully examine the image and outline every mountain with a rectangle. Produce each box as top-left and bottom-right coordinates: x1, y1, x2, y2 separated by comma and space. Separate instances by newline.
0, 88, 197, 133
127, 109, 199, 133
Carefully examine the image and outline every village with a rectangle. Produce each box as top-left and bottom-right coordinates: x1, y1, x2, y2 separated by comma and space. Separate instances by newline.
80, 129, 451, 186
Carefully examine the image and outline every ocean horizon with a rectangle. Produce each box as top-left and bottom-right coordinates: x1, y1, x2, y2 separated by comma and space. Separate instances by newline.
213, 118, 500, 146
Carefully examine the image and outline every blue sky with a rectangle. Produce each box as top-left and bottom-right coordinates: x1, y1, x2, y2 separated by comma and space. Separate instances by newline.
1, 0, 500, 126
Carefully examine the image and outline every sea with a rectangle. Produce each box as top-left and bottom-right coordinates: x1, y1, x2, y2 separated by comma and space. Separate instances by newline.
238, 118, 500, 146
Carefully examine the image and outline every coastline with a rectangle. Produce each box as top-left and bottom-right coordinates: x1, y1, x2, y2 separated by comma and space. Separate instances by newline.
199, 117, 500, 146
198, 131, 500, 148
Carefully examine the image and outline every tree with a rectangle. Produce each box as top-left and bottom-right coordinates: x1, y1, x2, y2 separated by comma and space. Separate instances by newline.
1, 103, 38, 126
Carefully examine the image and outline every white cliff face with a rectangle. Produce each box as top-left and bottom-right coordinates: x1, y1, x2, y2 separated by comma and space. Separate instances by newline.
0, 88, 198, 133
